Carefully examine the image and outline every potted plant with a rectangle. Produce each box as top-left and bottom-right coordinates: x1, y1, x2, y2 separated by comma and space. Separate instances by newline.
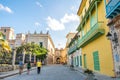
84, 69, 93, 74
84, 69, 97, 80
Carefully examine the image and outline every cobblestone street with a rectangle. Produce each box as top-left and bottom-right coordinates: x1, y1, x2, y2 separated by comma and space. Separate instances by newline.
2, 65, 85, 80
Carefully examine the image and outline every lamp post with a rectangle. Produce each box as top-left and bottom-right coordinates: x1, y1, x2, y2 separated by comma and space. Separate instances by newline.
106, 32, 120, 77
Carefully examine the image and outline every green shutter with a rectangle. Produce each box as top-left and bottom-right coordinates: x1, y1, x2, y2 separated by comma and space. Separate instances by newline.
93, 51, 100, 71
90, 12, 97, 28
75, 57, 77, 66
74, 57, 76, 66
3, 35, 6, 39
80, 56, 82, 66
82, 29, 84, 37
73, 57, 75, 66
84, 54, 87, 68
77, 56, 79, 66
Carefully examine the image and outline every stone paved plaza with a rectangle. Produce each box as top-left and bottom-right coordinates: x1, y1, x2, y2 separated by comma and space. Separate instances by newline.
2, 65, 85, 80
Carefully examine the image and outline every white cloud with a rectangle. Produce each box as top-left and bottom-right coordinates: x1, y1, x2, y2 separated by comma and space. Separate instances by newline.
0, 4, 13, 13
36, 1, 43, 8
46, 16, 65, 31
35, 22, 41, 27
61, 13, 79, 23
70, 6, 77, 12
46, 13, 79, 31
57, 42, 65, 49
46, 27, 50, 31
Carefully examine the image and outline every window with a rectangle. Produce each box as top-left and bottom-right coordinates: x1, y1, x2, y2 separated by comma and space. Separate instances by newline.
4, 29, 6, 32
89, 0, 91, 5
91, 12, 97, 28
85, 9, 86, 13
39, 42, 43, 47
77, 56, 79, 66
84, 54, 87, 68
82, 28, 84, 37
82, 16, 83, 20
93, 51, 100, 71
80, 56, 82, 66
3, 35, 6, 39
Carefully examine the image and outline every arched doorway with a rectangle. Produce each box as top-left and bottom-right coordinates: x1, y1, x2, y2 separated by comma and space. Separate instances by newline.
56, 57, 60, 64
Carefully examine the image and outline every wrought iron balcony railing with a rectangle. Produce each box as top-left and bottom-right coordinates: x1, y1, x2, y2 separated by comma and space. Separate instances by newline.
77, 22, 105, 48
106, 0, 120, 19
68, 43, 77, 55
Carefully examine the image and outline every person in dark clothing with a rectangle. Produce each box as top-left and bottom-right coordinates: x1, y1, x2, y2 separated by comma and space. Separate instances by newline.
27, 61, 31, 75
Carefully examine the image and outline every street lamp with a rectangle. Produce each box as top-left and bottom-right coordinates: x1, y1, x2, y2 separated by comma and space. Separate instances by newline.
106, 32, 119, 46
106, 32, 112, 40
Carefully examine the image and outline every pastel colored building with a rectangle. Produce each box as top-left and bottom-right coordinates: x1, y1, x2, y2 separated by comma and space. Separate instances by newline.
68, 0, 115, 77
0, 27, 15, 40
55, 48, 67, 64
66, 32, 76, 65
25, 31, 55, 64
68, 33, 82, 68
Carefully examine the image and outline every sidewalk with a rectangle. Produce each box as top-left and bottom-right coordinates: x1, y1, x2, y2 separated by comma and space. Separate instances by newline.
0, 67, 36, 79
73, 67, 120, 80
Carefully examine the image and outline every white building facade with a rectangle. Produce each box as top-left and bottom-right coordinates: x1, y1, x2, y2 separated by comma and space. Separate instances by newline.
15, 33, 26, 47
25, 32, 55, 64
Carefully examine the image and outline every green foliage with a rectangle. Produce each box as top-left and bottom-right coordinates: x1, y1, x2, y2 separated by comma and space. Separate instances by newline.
0, 34, 12, 64
36, 54, 47, 61
0, 48, 12, 64
16, 42, 48, 58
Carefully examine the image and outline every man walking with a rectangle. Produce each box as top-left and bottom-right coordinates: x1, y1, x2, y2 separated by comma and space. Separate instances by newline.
36, 60, 42, 74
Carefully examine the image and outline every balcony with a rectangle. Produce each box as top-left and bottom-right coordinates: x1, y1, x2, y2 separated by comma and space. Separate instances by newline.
77, 22, 105, 48
106, 0, 120, 19
68, 43, 77, 55
77, 0, 102, 31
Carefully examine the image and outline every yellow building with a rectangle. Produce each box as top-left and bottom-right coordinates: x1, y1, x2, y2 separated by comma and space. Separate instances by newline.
77, 0, 114, 77
55, 48, 67, 64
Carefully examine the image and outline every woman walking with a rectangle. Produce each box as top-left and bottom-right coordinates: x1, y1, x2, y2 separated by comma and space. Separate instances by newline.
19, 60, 24, 75
36, 60, 42, 74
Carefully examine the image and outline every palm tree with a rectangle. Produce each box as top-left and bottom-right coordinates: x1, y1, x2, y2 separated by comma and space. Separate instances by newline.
16, 44, 26, 64
0, 32, 11, 64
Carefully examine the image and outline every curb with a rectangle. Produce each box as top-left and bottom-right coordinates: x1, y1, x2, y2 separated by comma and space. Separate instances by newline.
0, 67, 36, 79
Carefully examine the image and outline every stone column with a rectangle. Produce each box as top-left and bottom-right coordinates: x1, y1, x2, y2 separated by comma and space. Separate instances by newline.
22, 52, 25, 64
34, 54, 36, 63
12, 48, 16, 70
29, 53, 31, 62
53, 55, 55, 64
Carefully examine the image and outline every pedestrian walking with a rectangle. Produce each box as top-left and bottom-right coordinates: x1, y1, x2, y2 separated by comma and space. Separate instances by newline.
19, 60, 24, 75
36, 60, 42, 74
27, 61, 31, 75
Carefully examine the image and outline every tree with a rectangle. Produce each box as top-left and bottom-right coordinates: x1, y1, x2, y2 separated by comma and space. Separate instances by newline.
0, 32, 11, 64
16, 42, 48, 63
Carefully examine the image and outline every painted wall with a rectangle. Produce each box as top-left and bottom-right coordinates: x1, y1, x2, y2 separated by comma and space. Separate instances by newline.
78, 0, 114, 77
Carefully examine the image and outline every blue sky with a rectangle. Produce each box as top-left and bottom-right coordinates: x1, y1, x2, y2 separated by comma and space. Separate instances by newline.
0, 0, 81, 48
